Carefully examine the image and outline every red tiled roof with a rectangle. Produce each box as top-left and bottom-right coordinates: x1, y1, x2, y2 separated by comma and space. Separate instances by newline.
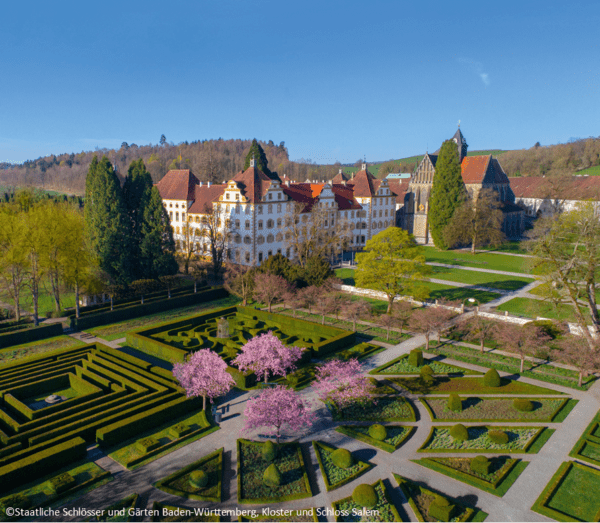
509, 176, 600, 200
232, 165, 273, 203
281, 183, 321, 211
388, 179, 410, 205
188, 184, 226, 214
332, 171, 349, 184
490, 158, 510, 184
351, 168, 379, 197
331, 184, 362, 210
156, 170, 199, 200
461, 155, 492, 184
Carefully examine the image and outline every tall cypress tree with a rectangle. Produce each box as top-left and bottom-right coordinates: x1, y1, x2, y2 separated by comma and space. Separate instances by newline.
428, 140, 467, 249
140, 186, 178, 279
243, 138, 275, 179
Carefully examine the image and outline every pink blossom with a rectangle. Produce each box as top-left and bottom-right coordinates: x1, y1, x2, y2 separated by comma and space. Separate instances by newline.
233, 331, 304, 383
173, 348, 236, 410
313, 358, 374, 409
242, 385, 315, 443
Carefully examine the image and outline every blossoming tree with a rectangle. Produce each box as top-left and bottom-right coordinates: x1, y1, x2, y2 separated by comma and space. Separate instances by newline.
233, 331, 304, 383
313, 358, 375, 409
242, 385, 315, 443
173, 348, 236, 411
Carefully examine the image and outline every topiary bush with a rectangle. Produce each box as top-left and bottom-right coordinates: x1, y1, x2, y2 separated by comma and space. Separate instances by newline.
420, 364, 433, 376
449, 423, 469, 442
49, 472, 75, 494
262, 441, 277, 462
409, 349, 424, 367
483, 368, 501, 387
189, 470, 208, 488
513, 398, 534, 412
447, 393, 462, 412
428, 495, 455, 521
368, 424, 387, 441
331, 448, 354, 469
470, 455, 491, 475
263, 464, 282, 487
352, 484, 378, 508
488, 430, 509, 445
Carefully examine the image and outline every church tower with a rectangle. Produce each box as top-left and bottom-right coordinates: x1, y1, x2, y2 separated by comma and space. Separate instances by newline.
451, 126, 468, 162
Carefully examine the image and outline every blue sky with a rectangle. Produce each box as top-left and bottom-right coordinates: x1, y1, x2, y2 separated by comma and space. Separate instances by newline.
2, 0, 599, 164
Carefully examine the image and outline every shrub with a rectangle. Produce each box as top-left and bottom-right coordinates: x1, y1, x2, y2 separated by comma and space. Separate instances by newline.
447, 393, 462, 412
483, 368, 501, 387
262, 441, 277, 462
352, 484, 378, 508
287, 374, 300, 388
470, 455, 491, 475
531, 319, 563, 339
331, 448, 354, 469
49, 472, 75, 494
428, 495, 455, 521
420, 364, 433, 376
488, 430, 509, 444
368, 424, 387, 441
449, 423, 469, 442
136, 437, 161, 454
189, 470, 208, 488
169, 423, 192, 439
263, 464, 282, 487
513, 398, 534, 412
408, 349, 424, 367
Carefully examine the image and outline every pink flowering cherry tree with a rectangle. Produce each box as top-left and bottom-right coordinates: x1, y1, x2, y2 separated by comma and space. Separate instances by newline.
233, 331, 304, 384
313, 358, 375, 409
242, 385, 315, 443
173, 348, 236, 411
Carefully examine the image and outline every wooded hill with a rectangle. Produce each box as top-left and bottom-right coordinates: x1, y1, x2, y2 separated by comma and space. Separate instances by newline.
2, 136, 600, 196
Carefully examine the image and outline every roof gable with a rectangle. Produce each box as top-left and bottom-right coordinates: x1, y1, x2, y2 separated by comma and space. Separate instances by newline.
232, 165, 273, 203
461, 155, 492, 184
156, 170, 199, 201
188, 184, 226, 213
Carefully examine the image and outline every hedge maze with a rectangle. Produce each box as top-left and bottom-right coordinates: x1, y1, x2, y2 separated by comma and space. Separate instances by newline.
0, 343, 200, 490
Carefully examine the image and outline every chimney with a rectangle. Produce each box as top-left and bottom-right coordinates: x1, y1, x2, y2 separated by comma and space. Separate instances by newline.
207, 181, 211, 187
198, 181, 203, 187
342, 180, 346, 186
250, 157, 255, 168
285, 180, 290, 187
362, 163, 367, 171
339, 168, 343, 174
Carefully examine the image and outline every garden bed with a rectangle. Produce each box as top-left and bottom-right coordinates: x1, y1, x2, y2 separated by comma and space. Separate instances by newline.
418, 426, 552, 453
413, 457, 528, 497
336, 425, 413, 453
420, 397, 572, 422
331, 479, 401, 522
312, 441, 372, 491
154, 448, 223, 502
328, 396, 416, 422
569, 411, 600, 467
390, 376, 564, 395
237, 439, 312, 504
370, 353, 481, 376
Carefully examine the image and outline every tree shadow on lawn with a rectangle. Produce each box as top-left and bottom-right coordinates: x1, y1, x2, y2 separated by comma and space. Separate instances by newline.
382, 477, 410, 522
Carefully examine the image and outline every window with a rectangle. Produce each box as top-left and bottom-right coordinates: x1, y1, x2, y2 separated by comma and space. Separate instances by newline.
175, 203, 179, 208
267, 219, 274, 228
277, 249, 281, 254
268, 250, 272, 257
182, 213, 186, 221
258, 220, 263, 229
258, 206, 263, 214
277, 218, 282, 227
169, 203, 173, 208
351, 211, 355, 218
379, 210, 382, 217
331, 218, 334, 226
268, 193, 273, 200
245, 220, 250, 229
244, 236, 252, 244
175, 212, 179, 221
226, 193, 230, 200
385, 210, 388, 217
257, 235, 265, 245
267, 234, 274, 243
268, 204, 272, 213
278, 193, 281, 200
277, 203, 281, 213
169, 212, 173, 220
234, 234, 241, 244
235, 219, 240, 229
236, 194, 239, 201
195, 216, 200, 223
245, 252, 250, 263
362, 235, 366, 243
324, 220, 328, 227
258, 252, 263, 262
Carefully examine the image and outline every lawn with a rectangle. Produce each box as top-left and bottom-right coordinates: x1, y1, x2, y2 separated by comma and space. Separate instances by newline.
576, 164, 600, 175
429, 265, 534, 290
328, 396, 416, 422
0, 335, 87, 366
477, 240, 530, 255
496, 297, 582, 323
422, 246, 532, 273
85, 295, 241, 341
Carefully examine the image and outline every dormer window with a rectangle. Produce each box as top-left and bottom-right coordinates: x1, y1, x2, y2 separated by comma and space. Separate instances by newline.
268, 193, 273, 200
226, 193, 230, 200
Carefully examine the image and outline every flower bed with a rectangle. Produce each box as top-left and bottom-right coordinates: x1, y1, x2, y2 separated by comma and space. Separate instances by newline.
336, 425, 413, 453
237, 439, 312, 504
390, 376, 564, 395
312, 441, 372, 491
328, 396, 416, 422
413, 457, 528, 497
370, 354, 480, 376
154, 448, 222, 502
331, 479, 401, 522
421, 397, 569, 422
418, 426, 549, 453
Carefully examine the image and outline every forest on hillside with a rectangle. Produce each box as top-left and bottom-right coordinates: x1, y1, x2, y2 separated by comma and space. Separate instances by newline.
2, 135, 600, 196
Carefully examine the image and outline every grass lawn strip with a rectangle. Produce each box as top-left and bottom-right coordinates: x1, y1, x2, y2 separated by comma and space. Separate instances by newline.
390, 375, 564, 395
394, 473, 488, 522
421, 397, 569, 422
370, 353, 481, 376
0, 335, 87, 365
328, 396, 416, 422
150, 502, 219, 522
312, 441, 372, 491
413, 457, 529, 497
87, 494, 139, 522
331, 479, 401, 522
108, 411, 218, 469
496, 297, 581, 323
154, 448, 223, 502
336, 425, 413, 453
429, 342, 596, 391
531, 461, 600, 522
237, 439, 312, 504
239, 508, 318, 521
428, 265, 534, 290
418, 426, 551, 453
0, 461, 112, 514
421, 246, 530, 273
569, 411, 600, 467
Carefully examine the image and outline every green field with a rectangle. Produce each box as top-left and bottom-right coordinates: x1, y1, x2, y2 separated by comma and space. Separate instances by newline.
429, 266, 534, 290
575, 165, 600, 175
0, 335, 86, 365
496, 297, 582, 323
422, 247, 532, 273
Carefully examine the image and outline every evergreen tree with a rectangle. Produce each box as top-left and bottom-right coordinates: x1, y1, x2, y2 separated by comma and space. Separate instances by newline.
428, 140, 467, 249
139, 186, 178, 279
243, 138, 275, 179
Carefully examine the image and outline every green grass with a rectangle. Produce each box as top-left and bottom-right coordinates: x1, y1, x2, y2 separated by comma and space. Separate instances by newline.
422, 246, 532, 273
336, 425, 414, 453
428, 266, 534, 290
576, 164, 600, 175
477, 240, 530, 255
85, 295, 241, 340
569, 411, 600, 467
532, 461, 600, 521
369, 353, 481, 375
496, 297, 582, 323
0, 276, 76, 316
0, 335, 86, 366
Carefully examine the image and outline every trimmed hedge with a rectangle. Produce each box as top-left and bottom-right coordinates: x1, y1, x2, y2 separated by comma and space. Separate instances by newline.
0, 322, 62, 350
483, 368, 501, 387
336, 425, 414, 454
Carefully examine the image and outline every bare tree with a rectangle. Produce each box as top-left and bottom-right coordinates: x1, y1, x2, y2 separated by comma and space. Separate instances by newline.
494, 323, 550, 373
252, 272, 289, 312
409, 306, 454, 351
314, 293, 338, 325
553, 335, 600, 387
200, 202, 233, 278
458, 315, 497, 353
393, 301, 413, 337
344, 300, 371, 331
